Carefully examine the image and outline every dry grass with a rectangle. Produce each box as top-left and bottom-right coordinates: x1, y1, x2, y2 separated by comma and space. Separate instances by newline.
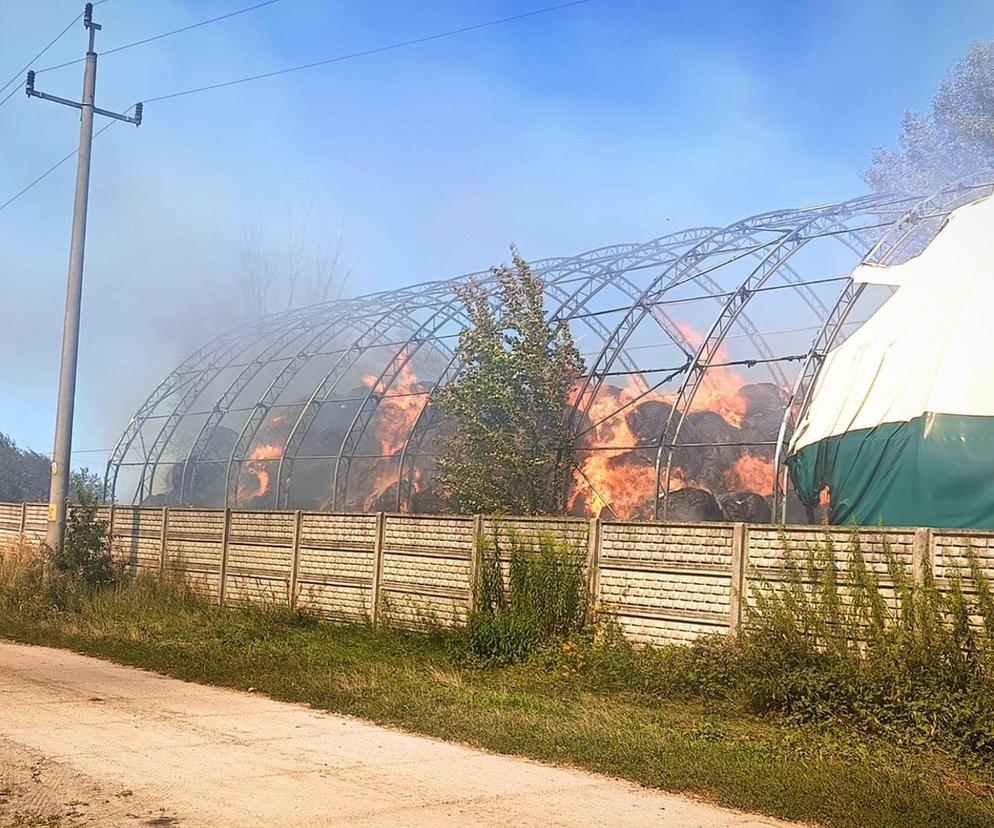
1, 545, 993, 827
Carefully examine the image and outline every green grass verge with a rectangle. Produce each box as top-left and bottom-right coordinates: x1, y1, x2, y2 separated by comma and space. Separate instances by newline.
1, 576, 993, 828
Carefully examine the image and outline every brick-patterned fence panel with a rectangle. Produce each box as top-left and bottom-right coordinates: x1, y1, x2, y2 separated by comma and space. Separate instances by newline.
380, 514, 474, 628
164, 509, 225, 603
23, 504, 48, 541
295, 512, 378, 622
483, 516, 589, 554
745, 524, 918, 619
0, 503, 23, 544
599, 521, 736, 645
933, 528, 994, 589
224, 510, 296, 607
481, 516, 592, 604
111, 506, 165, 577
4, 501, 994, 648
747, 524, 915, 580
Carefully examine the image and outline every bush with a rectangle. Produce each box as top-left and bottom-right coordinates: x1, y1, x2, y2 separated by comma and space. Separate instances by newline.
735, 530, 994, 756
547, 528, 994, 761
47, 487, 117, 594
469, 530, 587, 662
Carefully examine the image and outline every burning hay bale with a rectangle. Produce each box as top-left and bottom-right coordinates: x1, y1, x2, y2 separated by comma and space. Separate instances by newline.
738, 383, 787, 442
570, 374, 783, 521
661, 487, 724, 521
146, 337, 787, 523
625, 399, 673, 444
718, 491, 771, 523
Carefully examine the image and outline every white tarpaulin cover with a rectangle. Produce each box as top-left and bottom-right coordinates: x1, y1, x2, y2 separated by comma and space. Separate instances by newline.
788, 195, 994, 527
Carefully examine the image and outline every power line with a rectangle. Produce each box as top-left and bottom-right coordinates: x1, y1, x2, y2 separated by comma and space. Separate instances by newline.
35, 0, 283, 75
144, 0, 593, 104
0, 116, 123, 213
0, 0, 592, 213
0, 1, 110, 109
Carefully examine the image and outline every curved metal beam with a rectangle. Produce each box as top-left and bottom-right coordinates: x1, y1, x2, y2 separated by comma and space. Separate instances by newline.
393, 230, 715, 512
272, 298, 456, 508
330, 292, 475, 511
771, 176, 994, 521
653, 197, 905, 518
222, 284, 454, 507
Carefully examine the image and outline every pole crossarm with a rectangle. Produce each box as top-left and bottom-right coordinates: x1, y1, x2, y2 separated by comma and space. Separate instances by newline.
26, 75, 143, 125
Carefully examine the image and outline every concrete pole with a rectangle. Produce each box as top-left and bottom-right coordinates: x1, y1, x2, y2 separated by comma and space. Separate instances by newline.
46, 29, 97, 552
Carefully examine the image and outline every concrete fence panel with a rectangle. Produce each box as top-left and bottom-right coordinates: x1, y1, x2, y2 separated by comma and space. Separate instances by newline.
224, 510, 296, 607
599, 521, 736, 645
380, 514, 474, 628
295, 512, 378, 622
111, 506, 164, 577
163, 508, 226, 602
5, 500, 994, 648
0, 503, 22, 544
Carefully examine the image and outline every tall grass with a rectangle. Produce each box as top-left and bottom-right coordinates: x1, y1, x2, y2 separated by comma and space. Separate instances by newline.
735, 530, 994, 755
0, 538, 45, 616
469, 530, 587, 662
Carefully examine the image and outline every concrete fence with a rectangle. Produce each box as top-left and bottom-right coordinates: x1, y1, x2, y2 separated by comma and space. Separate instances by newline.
2, 501, 992, 646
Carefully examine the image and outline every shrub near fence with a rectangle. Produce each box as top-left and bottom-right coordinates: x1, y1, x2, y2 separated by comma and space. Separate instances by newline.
2, 502, 992, 647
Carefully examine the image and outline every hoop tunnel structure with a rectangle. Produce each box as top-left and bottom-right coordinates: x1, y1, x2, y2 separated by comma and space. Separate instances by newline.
107, 181, 993, 522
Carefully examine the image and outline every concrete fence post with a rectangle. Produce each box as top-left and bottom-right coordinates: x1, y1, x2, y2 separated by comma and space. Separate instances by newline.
729, 522, 748, 634
158, 506, 170, 580
370, 511, 386, 625
19, 502, 27, 545
469, 514, 485, 613
218, 507, 232, 606
912, 526, 933, 585
107, 502, 116, 556
587, 517, 602, 617
289, 510, 303, 609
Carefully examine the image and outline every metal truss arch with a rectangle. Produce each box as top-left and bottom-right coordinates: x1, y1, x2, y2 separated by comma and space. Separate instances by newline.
109, 180, 994, 521
771, 175, 994, 521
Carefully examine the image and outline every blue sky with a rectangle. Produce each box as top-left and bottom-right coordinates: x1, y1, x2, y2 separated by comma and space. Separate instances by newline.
1, 0, 992, 467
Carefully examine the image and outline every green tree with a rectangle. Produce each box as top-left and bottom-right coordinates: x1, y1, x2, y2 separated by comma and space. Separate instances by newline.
0, 432, 49, 502
69, 467, 106, 504
866, 41, 994, 193
435, 250, 584, 515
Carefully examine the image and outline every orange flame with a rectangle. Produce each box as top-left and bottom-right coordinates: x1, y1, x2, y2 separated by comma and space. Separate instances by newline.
568, 323, 762, 518
239, 443, 283, 503
570, 379, 693, 519
671, 321, 748, 427
360, 354, 428, 509
723, 453, 774, 496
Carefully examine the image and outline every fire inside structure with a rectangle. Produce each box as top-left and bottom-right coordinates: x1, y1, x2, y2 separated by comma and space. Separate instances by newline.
106, 176, 993, 525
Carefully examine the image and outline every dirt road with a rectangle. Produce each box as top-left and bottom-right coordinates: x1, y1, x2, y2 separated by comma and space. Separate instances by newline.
0, 641, 793, 827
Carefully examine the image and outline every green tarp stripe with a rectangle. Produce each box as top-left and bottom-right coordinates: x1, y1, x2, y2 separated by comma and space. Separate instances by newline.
788, 412, 994, 529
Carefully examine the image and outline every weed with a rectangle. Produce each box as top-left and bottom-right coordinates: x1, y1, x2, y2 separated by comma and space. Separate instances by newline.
469, 530, 587, 662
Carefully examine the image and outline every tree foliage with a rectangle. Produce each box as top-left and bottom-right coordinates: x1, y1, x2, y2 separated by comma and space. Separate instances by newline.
435, 251, 584, 515
0, 432, 49, 502
866, 41, 994, 193
69, 467, 106, 504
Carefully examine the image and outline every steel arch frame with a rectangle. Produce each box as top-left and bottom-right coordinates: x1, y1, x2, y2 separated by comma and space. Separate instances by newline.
771, 176, 994, 521
223, 284, 456, 507
652, 195, 911, 519
392, 229, 717, 513
271, 295, 459, 509
110, 180, 994, 518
